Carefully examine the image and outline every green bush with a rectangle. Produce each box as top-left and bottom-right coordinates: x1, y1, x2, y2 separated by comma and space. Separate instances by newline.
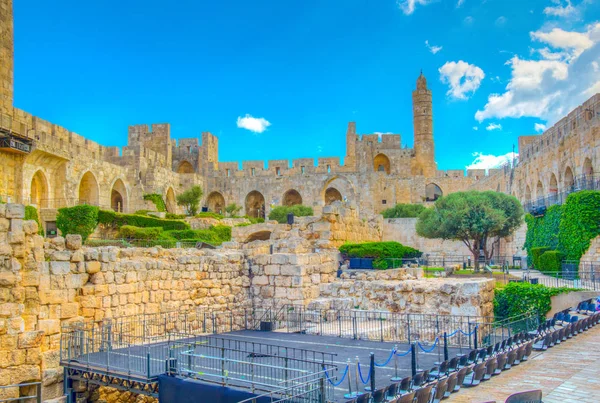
134, 210, 151, 216
165, 213, 186, 219
24, 205, 44, 236
381, 203, 426, 219
494, 282, 578, 321
118, 225, 163, 240
538, 250, 563, 273
195, 212, 224, 220
558, 190, 600, 261
177, 185, 203, 216
268, 205, 314, 223
531, 246, 550, 270
246, 216, 265, 224
523, 204, 562, 257
339, 241, 421, 259
143, 194, 167, 212
98, 210, 189, 231
160, 225, 232, 246
56, 205, 99, 241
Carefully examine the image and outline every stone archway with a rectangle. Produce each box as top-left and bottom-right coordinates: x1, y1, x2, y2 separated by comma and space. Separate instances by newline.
110, 179, 127, 213
78, 171, 99, 206
30, 170, 49, 208
549, 173, 558, 202
524, 185, 532, 203
425, 183, 443, 202
373, 153, 391, 174
282, 189, 302, 206
177, 161, 195, 174
583, 158, 593, 176
536, 180, 544, 200
206, 191, 225, 214
564, 166, 574, 192
245, 191, 265, 218
324, 188, 342, 205
165, 187, 177, 213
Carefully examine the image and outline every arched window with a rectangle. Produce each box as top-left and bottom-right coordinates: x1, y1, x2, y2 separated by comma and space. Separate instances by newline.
79, 172, 99, 206
536, 180, 544, 200
324, 188, 343, 205
373, 154, 391, 174
282, 189, 302, 206
177, 161, 195, 174
245, 191, 266, 218
564, 166, 574, 192
524, 185, 532, 203
425, 183, 443, 202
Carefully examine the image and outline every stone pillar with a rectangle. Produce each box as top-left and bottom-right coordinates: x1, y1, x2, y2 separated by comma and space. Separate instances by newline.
345, 122, 357, 168
0, 0, 13, 115
412, 72, 436, 177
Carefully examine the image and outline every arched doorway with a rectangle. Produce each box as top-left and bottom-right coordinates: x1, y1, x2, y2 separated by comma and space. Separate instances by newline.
536, 180, 544, 200
373, 154, 391, 174
564, 166, 574, 192
30, 170, 49, 208
549, 173, 558, 203
206, 191, 225, 214
245, 191, 265, 218
110, 179, 127, 213
282, 189, 302, 206
425, 183, 443, 202
524, 185, 532, 203
78, 171, 99, 206
177, 161, 195, 174
583, 158, 593, 176
324, 187, 343, 205
165, 188, 177, 213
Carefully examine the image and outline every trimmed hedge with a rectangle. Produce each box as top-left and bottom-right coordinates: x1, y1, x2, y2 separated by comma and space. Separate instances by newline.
98, 210, 190, 231
25, 205, 44, 236
538, 250, 563, 272
56, 205, 99, 241
143, 193, 167, 212
160, 225, 232, 246
381, 203, 426, 219
118, 225, 163, 240
339, 241, 421, 259
523, 204, 562, 257
195, 212, 224, 220
531, 246, 550, 270
494, 282, 578, 321
268, 205, 314, 223
558, 190, 600, 261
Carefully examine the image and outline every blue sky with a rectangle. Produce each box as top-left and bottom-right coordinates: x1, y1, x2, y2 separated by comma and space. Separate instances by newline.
13, 0, 600, 170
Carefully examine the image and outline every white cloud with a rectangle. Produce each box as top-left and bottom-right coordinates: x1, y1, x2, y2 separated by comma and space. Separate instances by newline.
425, 40, 443, 54
236, 114, 271, 133
496, 16, 507, 26
475, 22, 600, 124
457, 0, 465, 8
544, 0, 577, 18
466, 152, 518, 170
374, 131, 393, 140
397, 0, 433, 15
464, 16, 474, 25
486, 123, 502, 131
473, 126, 479, 131
534, 123, 547, 132
439, 61, 485, 100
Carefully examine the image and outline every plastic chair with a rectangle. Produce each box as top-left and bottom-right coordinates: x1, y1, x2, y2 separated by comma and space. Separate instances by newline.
432, 377, 448, 403
398, 376, 412, 394
414, 384, 434, 403
504, 389, 543, 403
444, 372, 458, 397
397, 391, 415, 403
372, 387, 388, 403
386, 382, 398, 400
355, 392, 371, 403
463, 362, 486, 387
483, 357, 497, 380
454, 366, 471, 392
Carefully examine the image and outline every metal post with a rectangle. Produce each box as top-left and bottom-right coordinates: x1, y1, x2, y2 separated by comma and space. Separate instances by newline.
407, 314, 411, 344
127, 344, 131, 375
411, 343, 417, 377
213, 312, 217, 334
468, 319, 472, 349
391, 345, 400, 381
36, 383, 41, 403
380, 313, 384, 342
221, 346, 225, 386
147, 352, 151, 378
352, 312, 357, 340
443, 332, 448, 361
474, 326, 478, 350
319, 376, 326, 403
369, 353, 375, 393
344, 358, 354, 399
354, 357, 360, 395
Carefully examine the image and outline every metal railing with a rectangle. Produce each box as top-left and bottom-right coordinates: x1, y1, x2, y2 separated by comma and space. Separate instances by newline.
237, 372, 328, 403
522, 269, 600, 291
523, 174, 600, 213
0, 382, 42, 403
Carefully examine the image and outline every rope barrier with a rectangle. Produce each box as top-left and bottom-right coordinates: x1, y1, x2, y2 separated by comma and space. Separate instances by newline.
417, 337, 439, 353
323, 364, 349, 387
357, 362, 371, 384
395, 346, 412, 357
459, 325, 479, 336
447, 329, 460, 337
374, 349, 395, 367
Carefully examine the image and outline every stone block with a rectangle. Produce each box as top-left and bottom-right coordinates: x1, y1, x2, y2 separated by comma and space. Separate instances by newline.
39, 319, 61, 335
264, 265, 280, 276
39, 290, 67, 305
22, 220, 38, 235
65, 234, 82, 250
0, 218, 9, 232
50, 261, 70, 275
252, 275, 269, 285
86, 261, 101, 274
0, 273, 17, 287
5, 204, 25, 219
17, 331, 44, 349
50, 250, 71, 261
7, 231, 24, 244
9, 365, 41, 384
280, 265, 305, 276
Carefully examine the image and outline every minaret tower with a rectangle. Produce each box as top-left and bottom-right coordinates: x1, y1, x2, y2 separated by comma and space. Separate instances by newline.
412, 72, 436, 177
0, 0, 14, 115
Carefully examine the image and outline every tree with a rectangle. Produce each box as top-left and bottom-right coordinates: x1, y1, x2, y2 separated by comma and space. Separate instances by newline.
176, 185, 203, 216
56, 205, 99, 241
381, 203, 426, 218
416, 191, 524, 270
225, 203, 242, 217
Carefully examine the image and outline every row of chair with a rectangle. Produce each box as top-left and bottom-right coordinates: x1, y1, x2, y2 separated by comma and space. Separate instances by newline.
344, 309, 600, 403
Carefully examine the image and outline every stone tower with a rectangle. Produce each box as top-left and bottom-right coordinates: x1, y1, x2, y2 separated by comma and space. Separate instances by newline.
0, 0, 13, 115
412, 72, 436, 177
345, 121, 357, 168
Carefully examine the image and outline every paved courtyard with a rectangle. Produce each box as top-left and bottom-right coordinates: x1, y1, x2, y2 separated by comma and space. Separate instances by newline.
450, 322, 600, 403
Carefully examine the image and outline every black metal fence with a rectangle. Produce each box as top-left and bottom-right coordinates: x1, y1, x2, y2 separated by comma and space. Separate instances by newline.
522, 269, 600, 291
0, 382, 42, 403
523, 174, 600, 213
